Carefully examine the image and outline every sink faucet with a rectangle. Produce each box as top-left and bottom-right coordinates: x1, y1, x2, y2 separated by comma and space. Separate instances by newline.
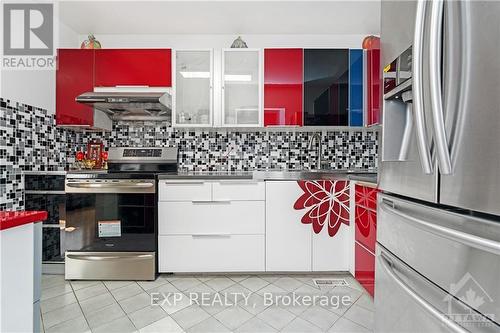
307, 132, 323, 169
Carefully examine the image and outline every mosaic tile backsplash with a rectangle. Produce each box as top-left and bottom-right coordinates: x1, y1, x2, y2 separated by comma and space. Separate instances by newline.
1, 98, 378, 210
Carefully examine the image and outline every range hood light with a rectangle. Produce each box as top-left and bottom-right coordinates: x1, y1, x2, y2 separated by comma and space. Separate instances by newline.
224, 74, 252, 82
180, 71, 210, 78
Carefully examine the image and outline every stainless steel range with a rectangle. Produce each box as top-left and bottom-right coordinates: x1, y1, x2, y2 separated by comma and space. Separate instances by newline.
64, 147, 177, 281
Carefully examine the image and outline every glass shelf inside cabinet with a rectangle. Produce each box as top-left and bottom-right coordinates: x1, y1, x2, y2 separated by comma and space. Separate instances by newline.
175, 50, 212, 126
223, 50, 260, 126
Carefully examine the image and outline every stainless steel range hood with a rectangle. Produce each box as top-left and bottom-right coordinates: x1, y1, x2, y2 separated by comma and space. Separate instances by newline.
76, 89, 172, 121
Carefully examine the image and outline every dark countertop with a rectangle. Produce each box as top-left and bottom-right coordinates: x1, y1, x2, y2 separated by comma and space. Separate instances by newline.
348, 174, 378, 185
158, 171, 254, 180
158, 170, 377, 182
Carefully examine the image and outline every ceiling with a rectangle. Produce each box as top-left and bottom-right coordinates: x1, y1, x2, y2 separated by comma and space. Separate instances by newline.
58, 0, 381, 35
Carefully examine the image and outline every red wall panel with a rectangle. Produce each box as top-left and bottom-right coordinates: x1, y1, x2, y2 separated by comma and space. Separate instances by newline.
355, 242, 375, 297
355, 206, 377, 252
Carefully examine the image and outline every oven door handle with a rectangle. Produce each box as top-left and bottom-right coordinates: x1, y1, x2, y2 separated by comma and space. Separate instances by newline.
66, 182, 154, 189
66, 254, 154, 261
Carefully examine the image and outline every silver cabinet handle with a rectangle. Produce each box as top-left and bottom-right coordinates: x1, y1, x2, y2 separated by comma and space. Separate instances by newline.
191, 200, 231, 204
429, 0, 452, 175
191, 234, 231, 238
412, 0, 433, 175
380, 201, 500, 256
163, 181, 205, 185
379, 251, 468, 333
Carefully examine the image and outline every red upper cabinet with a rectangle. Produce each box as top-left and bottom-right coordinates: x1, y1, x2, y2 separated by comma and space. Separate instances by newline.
56, 49, 94, 126
94, 49, 172, 87
366, 49, 381, 126
264, 48, 303, 126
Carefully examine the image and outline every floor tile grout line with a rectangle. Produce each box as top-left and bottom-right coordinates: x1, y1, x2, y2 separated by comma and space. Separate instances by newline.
337, 298, 373, 331
100, 281, 144, 332
335, 315, 373, 332
40, 291, 77, 314
42, 274, 373, 333
42, 280, 93, 332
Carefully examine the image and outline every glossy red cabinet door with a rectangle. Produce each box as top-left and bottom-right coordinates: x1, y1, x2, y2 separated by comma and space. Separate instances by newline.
355, 242, 375, 297
366, 49, 381, 126
264, 49, 303, 126
56, 49, 94, 126
355, 206, 377, 252
94, 49, 172, 87
355, 184, 378, 211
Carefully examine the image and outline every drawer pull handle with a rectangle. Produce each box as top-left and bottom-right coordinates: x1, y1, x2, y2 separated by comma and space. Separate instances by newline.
164, 181, 205, 185
217, 181, 258, 185
191, 234, 231, 238
191, 200, 231, 204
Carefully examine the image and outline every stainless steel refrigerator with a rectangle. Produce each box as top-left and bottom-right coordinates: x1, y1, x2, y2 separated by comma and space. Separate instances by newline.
377, 0, 500, 332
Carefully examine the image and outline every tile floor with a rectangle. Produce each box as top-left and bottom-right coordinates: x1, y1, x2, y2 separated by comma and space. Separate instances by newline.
40, 273, 374, 333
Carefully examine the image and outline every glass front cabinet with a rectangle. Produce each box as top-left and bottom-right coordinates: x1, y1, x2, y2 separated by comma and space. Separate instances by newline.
303, 49, 350, 126
222, 49, 262, 127
173, 50, 213, 127
172, 48, 366, 128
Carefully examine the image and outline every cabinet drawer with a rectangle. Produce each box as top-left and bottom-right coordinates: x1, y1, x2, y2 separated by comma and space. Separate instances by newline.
158, 235, 265, 272
355, 242, 375, 297
355, 205, 377, 252
158, 180, 211, 201
158, 201, 265, 235
212, 181, 265, 201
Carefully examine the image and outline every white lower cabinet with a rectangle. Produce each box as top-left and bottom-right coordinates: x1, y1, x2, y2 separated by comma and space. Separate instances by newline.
265, 181, 312, 271
158, 179, 350, 273
265, 180, 351, 272
158, 179, 266, 273
312, 227, 350, 271
158, 201, 265, 235
159, 235, 265, 272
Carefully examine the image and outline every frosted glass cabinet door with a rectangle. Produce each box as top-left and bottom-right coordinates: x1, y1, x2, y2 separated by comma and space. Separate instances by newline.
222, 49, 261, 126
174, 50, 212, 126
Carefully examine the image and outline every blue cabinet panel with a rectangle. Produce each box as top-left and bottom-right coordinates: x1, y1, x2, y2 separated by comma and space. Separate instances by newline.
349, 49, 364, 126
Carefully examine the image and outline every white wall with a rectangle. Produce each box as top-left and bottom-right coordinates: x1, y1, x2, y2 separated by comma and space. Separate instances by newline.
0, 21, 79, 112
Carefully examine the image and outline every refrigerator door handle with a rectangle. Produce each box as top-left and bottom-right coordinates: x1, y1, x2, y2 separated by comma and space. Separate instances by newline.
442, 0, 470, 170
429, 0, 453, 175
412, 0, 433, 175
379, 251, 468, 333
380, 200, 500, 256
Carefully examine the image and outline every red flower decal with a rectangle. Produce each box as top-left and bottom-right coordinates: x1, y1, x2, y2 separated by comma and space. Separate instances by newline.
294, 180, 350, 237
355, 185, 378, 210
